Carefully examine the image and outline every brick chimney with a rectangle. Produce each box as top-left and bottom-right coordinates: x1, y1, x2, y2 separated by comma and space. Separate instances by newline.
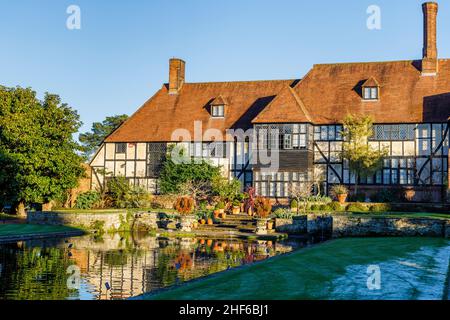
422, 2, 439, 76
168, 58, 185, 95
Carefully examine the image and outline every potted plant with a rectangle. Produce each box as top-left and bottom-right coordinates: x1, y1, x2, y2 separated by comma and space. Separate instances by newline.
254, 197, 272, 235
244, 187, 256, 217
331, 185, 349, 205
267, 219, 274, 231
214, 201, 225, 218
204, 211, 214, 225
290, 199, 298, 212
232, 200, 241, 215
174, 197, 195, 232
235, 193, 246, 213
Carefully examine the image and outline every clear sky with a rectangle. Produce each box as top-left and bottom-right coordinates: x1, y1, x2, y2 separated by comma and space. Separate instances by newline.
1, 0, 449, 137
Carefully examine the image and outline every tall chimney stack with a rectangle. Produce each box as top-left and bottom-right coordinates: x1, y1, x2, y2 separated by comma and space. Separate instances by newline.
422, 2, 439, 75
169, 58, 185, 95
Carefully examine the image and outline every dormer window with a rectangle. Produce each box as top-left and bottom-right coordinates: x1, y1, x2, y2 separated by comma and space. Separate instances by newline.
361, 77, 380, 101
363, 87, 378, 100
212, 105, 225, 117
210, 95, 228, 118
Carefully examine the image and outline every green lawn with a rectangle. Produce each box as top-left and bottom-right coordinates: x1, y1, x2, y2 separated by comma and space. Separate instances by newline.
140, 237, 450, 300
0, 224, 83, 237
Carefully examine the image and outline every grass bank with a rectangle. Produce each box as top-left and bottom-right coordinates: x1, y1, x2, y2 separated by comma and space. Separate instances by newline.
139, 237, 450, 300
0, 224, 84, 241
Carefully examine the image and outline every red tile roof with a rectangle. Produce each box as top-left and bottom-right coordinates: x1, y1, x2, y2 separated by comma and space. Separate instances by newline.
254, 59, 450, 124
106, 59, 450, 143
105, 80, 294, 142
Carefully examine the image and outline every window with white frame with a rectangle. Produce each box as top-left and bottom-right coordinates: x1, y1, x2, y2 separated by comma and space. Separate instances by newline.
363, 87, 379, 100
211, 105, 225, 117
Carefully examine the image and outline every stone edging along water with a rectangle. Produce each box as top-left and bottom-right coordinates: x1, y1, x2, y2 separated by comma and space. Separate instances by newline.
0, 230, 85, 244
311, 214, 450, 239
26, 210, 450, 239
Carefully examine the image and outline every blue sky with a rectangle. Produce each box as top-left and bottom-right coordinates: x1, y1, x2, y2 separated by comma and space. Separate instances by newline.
1, 0, 449, 136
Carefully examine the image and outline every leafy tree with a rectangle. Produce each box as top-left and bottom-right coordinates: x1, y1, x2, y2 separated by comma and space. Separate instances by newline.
159, 149, 222, 195
211, 176, 242, 203
341, 115, 388, 195
79, 114, 128, 159
0, 86, 85, 216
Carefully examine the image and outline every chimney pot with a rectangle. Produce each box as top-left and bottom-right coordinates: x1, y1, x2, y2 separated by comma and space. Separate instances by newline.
169, 58, 185, 94
422, 2, 439, 75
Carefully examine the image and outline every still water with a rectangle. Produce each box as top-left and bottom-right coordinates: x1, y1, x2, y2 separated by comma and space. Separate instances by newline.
0, 233, 306, 300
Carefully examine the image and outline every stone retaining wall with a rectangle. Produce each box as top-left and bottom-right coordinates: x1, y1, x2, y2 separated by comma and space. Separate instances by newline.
27, 211, 126, 231
275, 216, 307, 234
332, 215, 448, 238
273, 213, 449, 239
27, 210, 160, 232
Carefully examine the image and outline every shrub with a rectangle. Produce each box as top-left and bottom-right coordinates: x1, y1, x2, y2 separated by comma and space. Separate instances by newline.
107, 176, 151, 209
346, 202, 369, 212
330, 201, 344, 212
330, 185, 349, 197
305, 195, 332, 204
319, 204, 332, 212
215, 201, 225, 210
174, 197, 195, 215
273, 208, 293, 219
290, 199, 298, 209
254, 197, 272, 218
310, 204, 321, 211
232, 200, 241, 207
370, 203, 392, 212
151, 195, 178, 209
75, 191, 101, 210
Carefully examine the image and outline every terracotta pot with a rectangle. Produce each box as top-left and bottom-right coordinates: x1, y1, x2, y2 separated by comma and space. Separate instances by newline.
200, 219, 206, 225
232, 206, 241, 215
207, 218, 214, 225
267, 221, 274, 230
199, 239, 205, 245
206, 239, 213, 246
247, 207, 253, 216
192, 221, 198, 229
213, 210, 220, 219
337, 194, 348, 205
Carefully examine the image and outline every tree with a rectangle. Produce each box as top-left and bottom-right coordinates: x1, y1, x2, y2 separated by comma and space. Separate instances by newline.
159, 148, 222, 195
0, 86, 85, 216
211, 176, 242, 204
79, 114, 128, 159
288, 181, 314, 214
341, 114, 388, 195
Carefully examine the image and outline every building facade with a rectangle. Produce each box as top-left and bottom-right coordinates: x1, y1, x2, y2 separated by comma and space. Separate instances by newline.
90, 2, 450, 202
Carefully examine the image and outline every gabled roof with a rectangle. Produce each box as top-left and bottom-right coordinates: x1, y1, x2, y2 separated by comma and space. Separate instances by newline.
266, 59, 450, 124
105, 59, 450, 144
210, 95, 228, 106
105, 80, 295, 142
362, 77, 380, 87
253, 86, 312, 123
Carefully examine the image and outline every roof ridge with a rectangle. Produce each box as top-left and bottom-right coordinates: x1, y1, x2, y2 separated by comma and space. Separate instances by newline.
313, 59, 417, 67
288, 87, 313, 123
180, 79, 297, 85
